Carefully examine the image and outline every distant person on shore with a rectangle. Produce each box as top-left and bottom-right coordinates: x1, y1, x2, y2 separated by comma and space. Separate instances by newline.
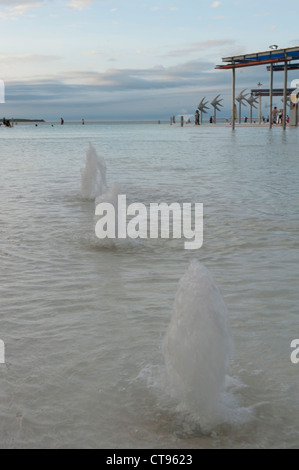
61, 117, 64, 125
82, 119, 85, 125
278, 110, 283, 125
2, 117, 11, 127
195, 110, 200, 125
272, 107, 278, 124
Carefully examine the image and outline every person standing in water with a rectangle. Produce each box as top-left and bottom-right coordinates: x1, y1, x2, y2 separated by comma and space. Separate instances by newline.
61, 117, 64, 125
272, 107, 278, 124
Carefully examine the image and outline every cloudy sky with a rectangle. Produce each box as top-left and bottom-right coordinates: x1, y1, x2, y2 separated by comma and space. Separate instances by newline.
1, 0, 299, 121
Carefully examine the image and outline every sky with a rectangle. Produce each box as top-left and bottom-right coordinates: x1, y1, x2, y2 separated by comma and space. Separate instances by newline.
0, 0, 299, 121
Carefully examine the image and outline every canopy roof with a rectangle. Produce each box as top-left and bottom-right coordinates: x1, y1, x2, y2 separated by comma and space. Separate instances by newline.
250, 88, 295, 97
215, 46, 299, 69
266, 63, 299, 72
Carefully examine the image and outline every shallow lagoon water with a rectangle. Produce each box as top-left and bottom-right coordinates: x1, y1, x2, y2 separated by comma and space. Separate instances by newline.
0, 123, 299, 448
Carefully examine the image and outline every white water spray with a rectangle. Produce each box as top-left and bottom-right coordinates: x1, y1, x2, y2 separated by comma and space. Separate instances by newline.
81, 144, 107, 199
81, 144, 125, 245
163, 260, 233, 429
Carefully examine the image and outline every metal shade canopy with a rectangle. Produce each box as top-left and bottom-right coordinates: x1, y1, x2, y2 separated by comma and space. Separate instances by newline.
215, 45, 299, 130
267, 63, 299, 71
217, 46, 299, 68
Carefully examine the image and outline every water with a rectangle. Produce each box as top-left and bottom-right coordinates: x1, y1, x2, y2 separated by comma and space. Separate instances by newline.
163, 260, 233, 431
0, 122, 299, 448
81, 143, 107, 200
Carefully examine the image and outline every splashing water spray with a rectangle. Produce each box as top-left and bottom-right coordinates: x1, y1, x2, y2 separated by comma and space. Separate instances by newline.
163, 260, 233, 430
81, 144, 123, 245
80, 145, 248, 429
81, 143, 108, 200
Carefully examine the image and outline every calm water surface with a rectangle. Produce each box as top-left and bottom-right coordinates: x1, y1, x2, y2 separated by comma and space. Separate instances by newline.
0, 123, 299, 448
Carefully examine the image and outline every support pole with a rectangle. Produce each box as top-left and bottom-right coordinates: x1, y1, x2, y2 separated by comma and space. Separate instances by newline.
232, 67, 235, 130
239, 101, 241, 124
269, 64, 273, 129
258, 95, 261, 125
283, 60, 288, 130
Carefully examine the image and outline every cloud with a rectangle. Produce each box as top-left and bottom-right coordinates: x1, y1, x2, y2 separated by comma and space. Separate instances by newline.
40, 59, 219, 92
68, 0, 94, 9
83, 49, 121, 59
150, 5, 179, 12
4, 62, 220, 120
5, 55, 299, 121
0, 0, 97, 15
10, 2, 39, 10
5, 59, 218, 95
211, 1, 222, 7
0, 1, 42, 20
165, 39, 236, 57
83, 50, 101, 56
251, 12, 269, 18
0, 0, 40, 3
0, 53, 62, 64
68, 21, 88, 28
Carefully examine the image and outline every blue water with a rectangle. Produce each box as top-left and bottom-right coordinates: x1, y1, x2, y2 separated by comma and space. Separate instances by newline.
0, 122, 299, 448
